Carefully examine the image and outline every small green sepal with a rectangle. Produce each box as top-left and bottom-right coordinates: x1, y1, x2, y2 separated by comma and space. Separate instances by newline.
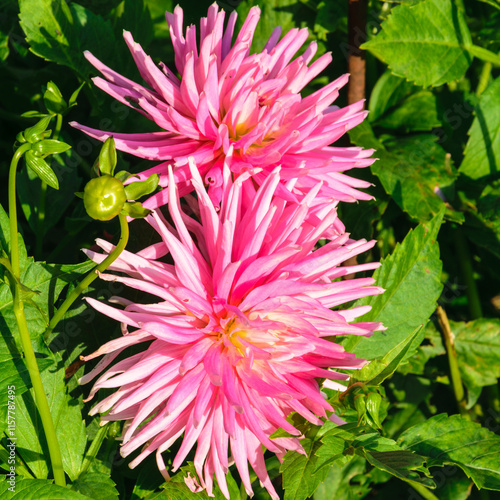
25, 151, 59, 190
121, 202, 151, 219
115, 170, 136, 183
97, 137, 118, 176
31, 139, 71, 156
124, 173, 159, 201
44, 81, 67, 115
68, 82, 85, 109
24, 116, 53, 143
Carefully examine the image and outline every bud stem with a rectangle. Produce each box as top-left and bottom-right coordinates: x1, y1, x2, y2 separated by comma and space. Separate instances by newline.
8, 142, 66, 486
45, 214, 129, 337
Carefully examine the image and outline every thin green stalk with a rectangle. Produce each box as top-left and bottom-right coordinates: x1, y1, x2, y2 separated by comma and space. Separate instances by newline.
8, 144, 31, 277
477, 61, 492, 96
437, 306, 470, 419
35, 114, 63, 260
454, 228, 482, 319
80, 424, 109, 476
13, 289, 66, 486
410, 483, 440, 500
45, 214, 129, 337
8, 143, 66, 486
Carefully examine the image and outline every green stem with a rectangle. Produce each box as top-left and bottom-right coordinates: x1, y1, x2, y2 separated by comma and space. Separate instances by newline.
410, 483, 440, 500
45, 214, 129, 337
437, 306, 469, 419
13, 289, 66, 485
453, 228, 482, 319
8, 144, 32, 277
8, 143, 66, 486
80, 424, 109, 476
35, 114, 63, 260
477, 61, 492, 96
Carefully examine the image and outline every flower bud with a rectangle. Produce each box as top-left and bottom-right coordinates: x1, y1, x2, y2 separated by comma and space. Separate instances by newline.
83, 175, 127, 221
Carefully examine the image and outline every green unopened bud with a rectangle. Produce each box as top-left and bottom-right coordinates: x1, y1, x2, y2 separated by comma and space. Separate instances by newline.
84, 175, 127, 221
44, 81, 67, 115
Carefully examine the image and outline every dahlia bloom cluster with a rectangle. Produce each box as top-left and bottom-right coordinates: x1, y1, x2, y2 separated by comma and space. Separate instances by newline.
79, 4, 383, 499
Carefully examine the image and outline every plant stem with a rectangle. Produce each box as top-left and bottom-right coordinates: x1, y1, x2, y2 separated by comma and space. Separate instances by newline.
437, 306, 469, 419
35, 114, 63, 260
80, 424, 109, 476
410, 483, 440, 500
8, 144, 32, 277
13, 288, 66, 486
8, 143, 66, 486
477, 61, 492, 96
453, 228, 482, 319
45, 214, 129, 337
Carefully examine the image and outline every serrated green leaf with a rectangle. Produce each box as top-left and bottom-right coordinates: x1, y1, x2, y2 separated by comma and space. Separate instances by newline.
399, 414, 500, 490
281, 438, 330, 500
19, 0, 116, 80
24, 151, 59, 190
236, 0, 303, 53
369, 71, 417, 123
460, 77, 500, 180
313, 457, 369, 500
350, 123, 459, 222
352, 326, 424, 386
375, 91, 441, 132
71, 472, 119, 500
343, 210, 444, 360
0, 478, 91, 499
362, 0, 472, 87
364, 450, 435, 488
452, 318, 500, 399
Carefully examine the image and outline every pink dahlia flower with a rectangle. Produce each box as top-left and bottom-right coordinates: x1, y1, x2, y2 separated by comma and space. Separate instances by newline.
72, 4, 375, 209
81, 161, 384, 498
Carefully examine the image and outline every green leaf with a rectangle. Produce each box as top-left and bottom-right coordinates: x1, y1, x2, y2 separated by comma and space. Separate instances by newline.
343, 209, 444, 360
460, 77, 500, 180
281, 438, 330, 500
350, 123, 460, 223
362, 0, 472, 87
313, 457, 369, 500
71, 472, 119, 500
115, 0, 154, 47
24, 151, 59, 190
374, 91, 441, 132
369, 71, 418, 123
236, 0, 303, 53
0, 478, 92, 499
364, 450, 434, 488
453, 318, 500, 396
124, 174, 159, 201
121, 201, 151, 218
0, 335, 53, 437
0, 29, 9, 61
399, 414, 500, 490
19, 0, 116, 80
352, 326, 424, 386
